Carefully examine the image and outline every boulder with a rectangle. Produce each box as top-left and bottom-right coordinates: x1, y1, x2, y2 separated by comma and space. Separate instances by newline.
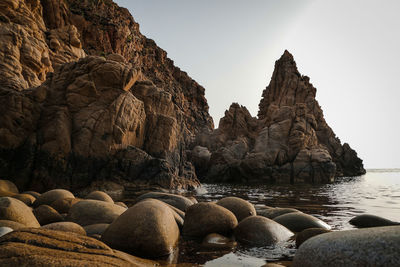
293, 226, 400, 266
101, 198, 179, 257
258, 208, 300, 219
0, 197, 40, 227
11, 193, 36, 206
114, 202, 128, 208
33, 205, 64, 226
0, 180, 18, 197
349, 214, 400, 228
234, 216, 293, 246
0, 228, 157, 266
0, 227, 13, 238
296, 228, 331, 248
273, 212, 330, 232
34, 189, 75, 207
217, 197, 256, 222
50, 197, 80, 214
42, 222, 86, 236
23, 191, 41, 199
182, 202, 238, 238
136, 192, 194, 212
0, 220, 26, 230
83, 224, 109, 237
67, 200, 126, 226
85, 191, 114, 203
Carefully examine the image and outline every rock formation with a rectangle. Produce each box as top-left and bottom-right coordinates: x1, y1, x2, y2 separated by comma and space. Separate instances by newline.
194, 51, 365, 183
0, 0, 213, 192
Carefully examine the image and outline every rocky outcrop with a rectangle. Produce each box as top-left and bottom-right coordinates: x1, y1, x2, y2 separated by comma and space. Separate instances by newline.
195, 51, 365, 183
0, 0, 213, 192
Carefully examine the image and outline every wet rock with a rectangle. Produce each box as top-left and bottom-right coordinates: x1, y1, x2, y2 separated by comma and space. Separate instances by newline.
85, 191, 114, 203
0, 220, 26, 230
201, 233, 237, 250
349, 214, 400, 228
11, 193, 36, 206
293, 226, 400, 266
183, 202, 238, 238
34, 189, 75, 207
217, 196, 256, 222
50, 197, 80, 214
0, 228, 157, 266
42, 222, 86, 236
234, 216, 293, 246
33, 205, 64, 226
136, 192, 194, 212
67, 199, 126, 226
83, 224, 109, 237
0, 197, 40, 227
0, 227, 13, 238
258, 208, 300, 219
296, 228, 331, 248
273, 212, 331, 232
0, 180, 18, 197
101, 198, 179, 258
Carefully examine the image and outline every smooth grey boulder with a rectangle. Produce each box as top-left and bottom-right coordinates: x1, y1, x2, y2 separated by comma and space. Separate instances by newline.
34, 189, 74, 207
217, 197, 256, 222
136, 192, 193, 212
234, 216, 293, 246
293, 226, 400, 267
273, 212, 330, 232
257, 208, 300, 219
0, 197, 40, 227
349, 214, 400, 228
85, 191, 114, 203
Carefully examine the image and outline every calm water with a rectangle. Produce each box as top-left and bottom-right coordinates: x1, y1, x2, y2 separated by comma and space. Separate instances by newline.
180, 170, 400, 266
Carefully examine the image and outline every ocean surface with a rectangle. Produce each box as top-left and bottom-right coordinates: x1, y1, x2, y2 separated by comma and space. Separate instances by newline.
180, 169, 400, 266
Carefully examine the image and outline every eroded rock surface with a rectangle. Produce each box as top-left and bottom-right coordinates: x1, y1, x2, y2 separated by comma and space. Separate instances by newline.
196, 51, 365, 183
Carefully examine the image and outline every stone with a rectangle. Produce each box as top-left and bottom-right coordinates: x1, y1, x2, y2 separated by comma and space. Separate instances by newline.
23, 191, 41, 199
273, 212, 331, 232
0, 197, 40, 227
114, 202, 128, 208
33, 205, 64, 226
42, 222, 86, 235
101, 198, 179, 257
201, 233, 237, 250
296, 228, 331, 248
83, 224, 109, 237
234, 216, 293, 246
195, 51, 364, 183
258, 208, 300, 219
11, 193, 36, 206
217, 196, 256, 222
50, 197, 80, 214
0, 227, 13, 238
0, 228, 157, 266
34, 189, 75, 207
349, 214, 400, 228
0, 180, 18, 196
67, 199, 126, 226
0, 220, 26, 230
85, 191, 114, 203
293, 226, 400, 266
182, 202, 238, 238
136, 192, 194, 212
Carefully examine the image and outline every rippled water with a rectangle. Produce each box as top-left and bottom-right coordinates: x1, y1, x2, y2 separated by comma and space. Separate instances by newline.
182, 170, 400, 266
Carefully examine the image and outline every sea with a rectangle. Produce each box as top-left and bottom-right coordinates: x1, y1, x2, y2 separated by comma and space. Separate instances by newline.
179, 169, 400, 266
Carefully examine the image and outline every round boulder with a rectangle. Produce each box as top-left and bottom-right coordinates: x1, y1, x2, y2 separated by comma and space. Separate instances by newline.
34, 189, 74, 207
293, 226, 400, 266
217, 196, 256, 222
349, 214, 400, 228
234, 216, 293, 246
83, 223, 109, 237
67, 199, 126, 226
273, 212, 331, 232
296, 228, 331, 248
258, 207, 300, 219
136, 192, 193, 212
11, 194, 36, 206
0, 197, 40, 227
33, 205, 64, 225
42, 222, 86, 235
101, 198, 179, 258
85, 191, 114, 203
0, 180, 18, 197
22, 191, 41, 199
50, 197, 80, 214
182, 202, 238, 238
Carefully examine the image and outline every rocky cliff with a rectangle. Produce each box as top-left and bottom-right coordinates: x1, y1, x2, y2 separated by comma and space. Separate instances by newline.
194, 51, 365, 183
0, 0, 213, 192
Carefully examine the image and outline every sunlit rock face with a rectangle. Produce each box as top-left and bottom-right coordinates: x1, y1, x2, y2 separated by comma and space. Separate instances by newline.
0, 0, 213, 192
195, 51, 365, 183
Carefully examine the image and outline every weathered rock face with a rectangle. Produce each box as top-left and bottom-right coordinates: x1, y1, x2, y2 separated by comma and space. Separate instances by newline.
196, 51, 365, 183
0, 0, 213, 192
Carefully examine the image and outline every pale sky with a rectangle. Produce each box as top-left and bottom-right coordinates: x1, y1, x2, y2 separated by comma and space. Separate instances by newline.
115, 0, 400, 169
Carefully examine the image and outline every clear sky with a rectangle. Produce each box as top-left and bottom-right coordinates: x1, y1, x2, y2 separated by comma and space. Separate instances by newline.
115, 0, 400, 169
